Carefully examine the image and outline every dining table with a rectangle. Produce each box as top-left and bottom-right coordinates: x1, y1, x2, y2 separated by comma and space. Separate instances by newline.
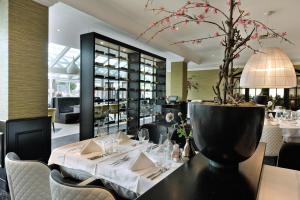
278, 120, 300, 143
48, 135, 183, 199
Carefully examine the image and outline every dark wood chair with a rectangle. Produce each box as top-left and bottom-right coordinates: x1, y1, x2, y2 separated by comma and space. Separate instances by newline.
277, 143, 300, 171
140, 123, 168, 144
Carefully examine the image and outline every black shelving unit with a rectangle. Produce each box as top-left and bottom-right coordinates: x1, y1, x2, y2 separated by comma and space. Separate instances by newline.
80, 32, 166, 140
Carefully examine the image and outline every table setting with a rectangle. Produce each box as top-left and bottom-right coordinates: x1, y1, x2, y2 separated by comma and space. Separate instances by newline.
265, 106, 300, 143
48, 131, 183, 198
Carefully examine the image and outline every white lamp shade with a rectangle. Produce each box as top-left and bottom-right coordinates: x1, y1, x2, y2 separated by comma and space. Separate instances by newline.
66, 59, 80, 74
240, 48, 296, 88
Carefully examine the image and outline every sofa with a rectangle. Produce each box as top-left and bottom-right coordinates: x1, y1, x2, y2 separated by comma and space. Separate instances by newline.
53, 97, 80, 124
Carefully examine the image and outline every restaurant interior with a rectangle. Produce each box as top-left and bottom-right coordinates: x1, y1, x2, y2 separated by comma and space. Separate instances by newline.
1, 0, 300, 200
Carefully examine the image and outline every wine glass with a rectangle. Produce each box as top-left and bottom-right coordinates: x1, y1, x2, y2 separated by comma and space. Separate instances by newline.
143, 129, 150, 143
138, 128, 147, 143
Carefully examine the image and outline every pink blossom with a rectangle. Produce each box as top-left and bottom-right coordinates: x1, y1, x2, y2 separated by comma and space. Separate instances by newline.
204, 3, 210, 13
236, 0, 241, 6
171, 25, 179, 32
197, 14, 205, 20
165, 17, 170, 24
195, 3, 203, 7
226, 0, 232, 6
149, 22, 157, 28
176, 9, 185, 16
196, 14, 205, 24
214, 32, 220, 37
251, 32, 258, 40
281, 32, 287, 37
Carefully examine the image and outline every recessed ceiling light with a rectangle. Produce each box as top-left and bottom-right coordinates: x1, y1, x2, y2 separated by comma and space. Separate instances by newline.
123, 48, 126, 52
100, 41, 104, 45
56, 29, 61, 32
264, 10, 275, 16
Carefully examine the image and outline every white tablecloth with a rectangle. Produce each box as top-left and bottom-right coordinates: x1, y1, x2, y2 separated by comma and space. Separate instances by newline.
48, 137, 182, 195
279, 121, 300, 143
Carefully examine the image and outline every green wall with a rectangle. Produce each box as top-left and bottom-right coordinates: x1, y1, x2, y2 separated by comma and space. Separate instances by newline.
187, 70, 219, 100
166, 69, 219, 101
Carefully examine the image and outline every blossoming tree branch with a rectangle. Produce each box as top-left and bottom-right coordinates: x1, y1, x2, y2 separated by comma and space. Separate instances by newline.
139, 0, 292, 104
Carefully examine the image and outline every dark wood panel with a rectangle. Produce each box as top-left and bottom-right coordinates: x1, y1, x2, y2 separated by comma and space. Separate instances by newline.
5, 116, 51, 163
137, 143, 266, 200
80, 33, 95, 140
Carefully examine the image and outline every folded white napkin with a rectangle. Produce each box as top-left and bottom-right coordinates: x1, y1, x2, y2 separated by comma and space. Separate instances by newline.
80, 140, 103, 155
130, 152, 155, 171
117, 132, 130, 144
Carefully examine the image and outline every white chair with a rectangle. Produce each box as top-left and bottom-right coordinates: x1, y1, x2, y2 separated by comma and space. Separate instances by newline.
5, 152, 52, 200
260, 124, 283, 157
49, 169, 116, 200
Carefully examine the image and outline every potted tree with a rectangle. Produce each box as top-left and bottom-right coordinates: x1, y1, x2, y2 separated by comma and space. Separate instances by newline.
140, 0, 291, 169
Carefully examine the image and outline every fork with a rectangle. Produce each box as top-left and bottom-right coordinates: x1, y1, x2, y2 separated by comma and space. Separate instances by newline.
148, 167, 169, 180
110, 155, 129, 165
113, 156, 130, 166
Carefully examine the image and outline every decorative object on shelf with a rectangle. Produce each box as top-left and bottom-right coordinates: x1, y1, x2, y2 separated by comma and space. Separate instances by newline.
66, 57, 80, 74
140, 0, 291, 169
240, 48, 296, 89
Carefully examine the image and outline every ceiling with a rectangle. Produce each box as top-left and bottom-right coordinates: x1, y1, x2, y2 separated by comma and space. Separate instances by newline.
37, 0, 300, 70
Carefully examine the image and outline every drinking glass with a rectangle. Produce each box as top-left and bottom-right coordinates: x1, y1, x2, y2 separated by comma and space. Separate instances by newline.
143, 129, 150, 143
291, 111, 297, 121
275, 111, 282, 121
138, 128, 147, 143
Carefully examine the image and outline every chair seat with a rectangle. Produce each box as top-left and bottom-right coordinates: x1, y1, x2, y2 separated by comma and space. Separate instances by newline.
50, 170, 116, 200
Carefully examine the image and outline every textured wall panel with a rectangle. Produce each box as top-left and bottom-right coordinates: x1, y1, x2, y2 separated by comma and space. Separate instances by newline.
170, 62, 187, 101
0, 0, 9, 120
8, 0, 48, 119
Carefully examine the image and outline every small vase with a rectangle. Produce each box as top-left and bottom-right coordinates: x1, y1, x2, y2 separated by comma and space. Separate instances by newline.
182, 138, 196, 159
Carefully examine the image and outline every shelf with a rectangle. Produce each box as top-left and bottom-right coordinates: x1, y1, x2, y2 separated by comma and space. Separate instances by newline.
93, 99, 117, 103
94, 87, 117, 91
81, 32, 166, 139
119, 67, 128, 72
94, 75, 119, 81
95, 50, 105, 55
140, 80, 154, 83
140, 71, 156, 76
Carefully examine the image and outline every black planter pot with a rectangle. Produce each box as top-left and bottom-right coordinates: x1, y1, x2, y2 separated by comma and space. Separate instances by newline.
190, 103, 265, 169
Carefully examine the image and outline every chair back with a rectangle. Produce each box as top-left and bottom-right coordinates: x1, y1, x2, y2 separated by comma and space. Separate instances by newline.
5, 152, 51, 200
49, 170, 115, 200
109, 104, 119, 115
278, 143, 300, 171
95, 104, 109, 119
260, 125, 283, 156
48, 108, 56, 123
141, 123, 167, 144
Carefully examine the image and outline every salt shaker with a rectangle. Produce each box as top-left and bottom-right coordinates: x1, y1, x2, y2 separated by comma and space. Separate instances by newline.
172, 144, 180, 162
